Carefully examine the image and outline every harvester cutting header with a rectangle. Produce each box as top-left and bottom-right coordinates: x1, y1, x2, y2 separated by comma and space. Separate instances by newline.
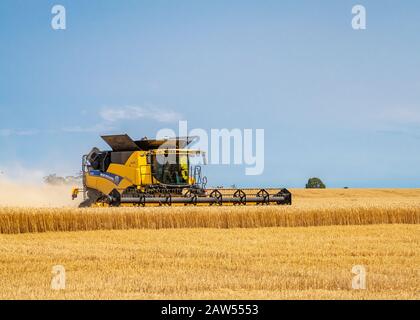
72, 134, 292, 207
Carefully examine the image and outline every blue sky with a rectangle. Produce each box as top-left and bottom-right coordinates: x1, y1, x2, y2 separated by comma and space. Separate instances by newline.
1, 0, 420, 187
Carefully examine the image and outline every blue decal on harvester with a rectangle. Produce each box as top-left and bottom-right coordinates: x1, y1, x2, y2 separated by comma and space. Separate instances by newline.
89, 170, 123, 185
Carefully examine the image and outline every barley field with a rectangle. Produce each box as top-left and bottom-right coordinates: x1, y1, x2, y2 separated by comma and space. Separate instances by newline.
0, 189, 418, 299
0, 189, 419, 234
0, 205, 418, 234
0, 225, 418, 299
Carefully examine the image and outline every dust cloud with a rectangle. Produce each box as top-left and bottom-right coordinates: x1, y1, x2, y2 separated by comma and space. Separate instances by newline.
0, 178, 81, 208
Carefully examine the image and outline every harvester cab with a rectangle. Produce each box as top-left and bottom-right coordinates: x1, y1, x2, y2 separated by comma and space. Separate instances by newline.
72, 134, 292, 207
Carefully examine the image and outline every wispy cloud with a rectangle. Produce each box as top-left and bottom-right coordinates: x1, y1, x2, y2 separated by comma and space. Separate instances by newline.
376, 129, 420, 140
367, 106, 420, 141
0, 129, 39, 137
378, 106, 420, 125
3, 105, 183, 136
100, 105, 183, 123
61, 123, 115, 133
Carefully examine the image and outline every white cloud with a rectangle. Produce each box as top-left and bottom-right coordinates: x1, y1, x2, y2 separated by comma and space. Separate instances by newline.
100, 105, 183, 123
1, 104, 182, 139
0, 129, 39, 137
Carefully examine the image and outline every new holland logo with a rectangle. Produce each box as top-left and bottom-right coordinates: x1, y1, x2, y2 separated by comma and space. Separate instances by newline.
89, 170, 123, 185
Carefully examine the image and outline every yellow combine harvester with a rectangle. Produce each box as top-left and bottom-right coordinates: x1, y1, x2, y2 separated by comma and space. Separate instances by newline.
72, 134, 292, 207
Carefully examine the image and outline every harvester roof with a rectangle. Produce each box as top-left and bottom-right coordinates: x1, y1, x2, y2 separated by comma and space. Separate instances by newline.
101, 134, 197, 152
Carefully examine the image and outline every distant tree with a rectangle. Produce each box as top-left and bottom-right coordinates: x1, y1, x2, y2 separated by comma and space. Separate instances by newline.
44, 173, 82, 186
305, 177, 326, 189
65, 176, 80, 185
44, 174, 65, 185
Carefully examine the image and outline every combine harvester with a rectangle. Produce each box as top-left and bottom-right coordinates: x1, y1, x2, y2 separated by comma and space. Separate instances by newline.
72, 134, 292, 207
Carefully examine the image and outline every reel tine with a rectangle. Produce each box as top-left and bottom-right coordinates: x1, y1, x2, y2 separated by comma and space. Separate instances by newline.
256, 189, 270, 205
209, 189, 223, 206
233, 189, 246, 205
